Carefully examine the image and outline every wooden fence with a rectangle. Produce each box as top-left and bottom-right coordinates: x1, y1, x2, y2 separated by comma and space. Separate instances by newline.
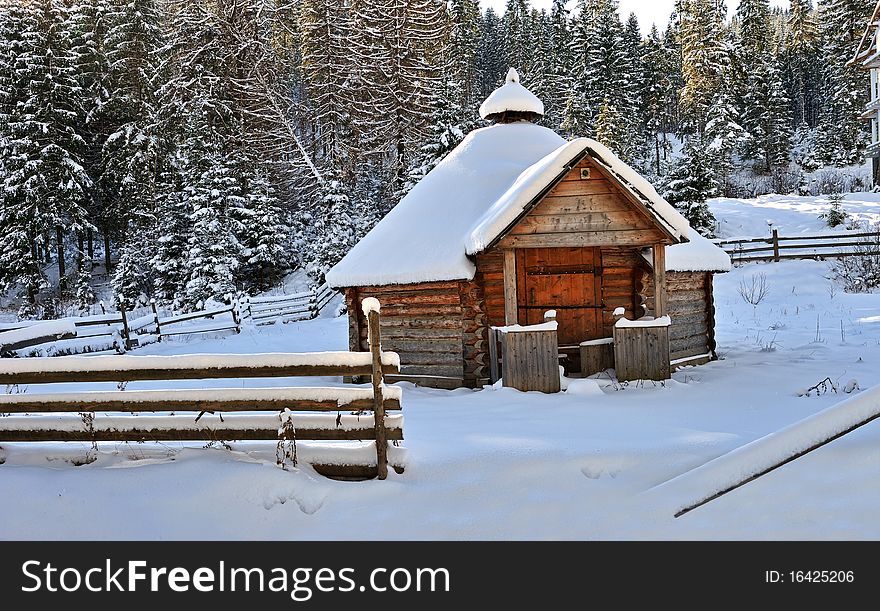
0, 300, 401, 480
0, 283, 336, 358
715, 228, 880, 264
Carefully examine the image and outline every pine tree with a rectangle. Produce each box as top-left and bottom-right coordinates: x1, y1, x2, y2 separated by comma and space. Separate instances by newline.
476, 8, 506, 101
311, 173, 356, 281
350, 0, 447, 198
150, 165, 190, 307
816, 0, 874, 165
502, 0, 533, 76
662, 136, 719, 236
238, 169, 289, 293
742, 58, 793, 171
679, 0, 729, 133
2, 0, 92, 300
783, 0, 820, 128
182, 146, 243, 310
595, 97, 627, 155
448, 0, 482, 110
101, 0, 164, 269
300, 0, 356, 175
402, 79, 472, 196
641, 23, 681, 175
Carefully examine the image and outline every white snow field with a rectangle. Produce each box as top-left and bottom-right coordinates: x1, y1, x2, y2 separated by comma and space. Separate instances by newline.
1, 196, 880, 540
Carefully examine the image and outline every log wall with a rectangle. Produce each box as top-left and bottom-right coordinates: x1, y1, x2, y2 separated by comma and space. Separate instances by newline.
641, 270, 716, 364
346, 283, 467, 388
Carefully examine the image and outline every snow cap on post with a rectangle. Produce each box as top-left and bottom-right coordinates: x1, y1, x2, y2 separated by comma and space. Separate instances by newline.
361, 297, 381, 316
479, 68, 545, 122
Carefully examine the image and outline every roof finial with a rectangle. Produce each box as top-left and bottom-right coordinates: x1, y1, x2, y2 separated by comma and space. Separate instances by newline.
479, 67, 544, 123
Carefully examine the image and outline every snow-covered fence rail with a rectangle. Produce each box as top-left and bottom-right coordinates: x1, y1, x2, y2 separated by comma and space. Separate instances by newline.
0, 300, 402, 480
1, 284, 337, 358
245, 282, 336, 326
649, 384, 880, 517
715, 228, 880, 264
0, 320, 78, 357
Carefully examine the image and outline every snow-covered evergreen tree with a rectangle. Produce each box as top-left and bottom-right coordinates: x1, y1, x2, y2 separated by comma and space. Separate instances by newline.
310, 173, 356, 282
679, 0, 729, 132
238, 169, 289, 293
181, 148, 243, 310
403, 79, 472, 196
662, 137, 719, 236
2, 0, 92, 299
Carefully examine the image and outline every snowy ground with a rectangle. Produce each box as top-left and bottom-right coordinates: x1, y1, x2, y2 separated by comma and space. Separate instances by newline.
1, 258, 879, 540
710, 191, 880, 239
2, 195, 880, 540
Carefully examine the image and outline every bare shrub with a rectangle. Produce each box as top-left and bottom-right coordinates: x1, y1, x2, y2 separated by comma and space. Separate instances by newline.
738, 272, 770, 306
831, 225, 880, 292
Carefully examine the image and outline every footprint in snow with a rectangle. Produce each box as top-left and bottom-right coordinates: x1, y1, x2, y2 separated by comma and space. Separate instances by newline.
262, 489, 326, 515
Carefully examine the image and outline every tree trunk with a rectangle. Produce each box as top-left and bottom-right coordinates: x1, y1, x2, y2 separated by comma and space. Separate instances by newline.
104, 233, 112, 275
56, 226, 66, 291
77, 233, 85, 270
87, 228, 94, 259
655, 134, 661, 176
43, 233, 51, 263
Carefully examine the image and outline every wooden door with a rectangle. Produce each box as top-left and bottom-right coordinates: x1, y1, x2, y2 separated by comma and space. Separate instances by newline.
516, 248, 603, 347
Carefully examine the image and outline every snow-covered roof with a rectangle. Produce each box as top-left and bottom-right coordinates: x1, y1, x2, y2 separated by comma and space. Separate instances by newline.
666, 231, 732, 273
327, 125, 728, 288
466, 138, 691, 254
479, 68, 544, 119
326, 122, 566, 287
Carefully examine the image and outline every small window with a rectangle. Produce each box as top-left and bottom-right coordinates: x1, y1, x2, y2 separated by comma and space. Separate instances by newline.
580, 168, 591, 180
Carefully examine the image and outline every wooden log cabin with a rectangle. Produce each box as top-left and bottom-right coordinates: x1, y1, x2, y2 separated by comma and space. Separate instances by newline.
327, 69, 731, 389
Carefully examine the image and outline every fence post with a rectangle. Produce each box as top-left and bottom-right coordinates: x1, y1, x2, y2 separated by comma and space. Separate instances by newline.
310, 285, 319, 320
231, 296, 242, 334
119, 305, 131, 351
150, 299, 162, 341
366, 300, 388, 480
772, 229, 780, 262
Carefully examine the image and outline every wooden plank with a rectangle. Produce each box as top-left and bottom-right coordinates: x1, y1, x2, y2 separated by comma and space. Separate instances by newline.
0, 361, 400, 386
580, 340, 614, 376
503, 249, 518, 325
381, 338, 462, 354
498, 229, 667, 249
0, 396, 401, 414
0, 426, 404, 443
653, 244, 667, 317
671, 343, 713, 362
399, 363, 463, 377
312, 463, 406, 481
546, 180, 617, 198
510, 210, 652, 235
384, 374, 464, 389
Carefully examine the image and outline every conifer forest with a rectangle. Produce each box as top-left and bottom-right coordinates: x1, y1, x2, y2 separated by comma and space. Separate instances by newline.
0, 0, 874, 316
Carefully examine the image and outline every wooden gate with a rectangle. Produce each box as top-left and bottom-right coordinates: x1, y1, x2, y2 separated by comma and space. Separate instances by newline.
516, 247, 604, 348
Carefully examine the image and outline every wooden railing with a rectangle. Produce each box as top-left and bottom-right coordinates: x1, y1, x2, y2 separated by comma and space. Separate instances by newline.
715, 228, 880, 263
0, 300, 401, 480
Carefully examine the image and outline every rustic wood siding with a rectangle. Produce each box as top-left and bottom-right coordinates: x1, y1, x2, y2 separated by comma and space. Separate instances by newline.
600, 247, 649, 339
349, 282, 466, 386
498, 159, 668, 249
641, 271, 715, 362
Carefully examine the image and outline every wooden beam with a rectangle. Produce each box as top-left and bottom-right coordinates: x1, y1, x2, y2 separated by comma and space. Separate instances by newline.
498, 229, 667, 249
503, 249, 518, 325
367, 306, 388, 480
653, 244, 667, 317
0, 426, 404, 443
